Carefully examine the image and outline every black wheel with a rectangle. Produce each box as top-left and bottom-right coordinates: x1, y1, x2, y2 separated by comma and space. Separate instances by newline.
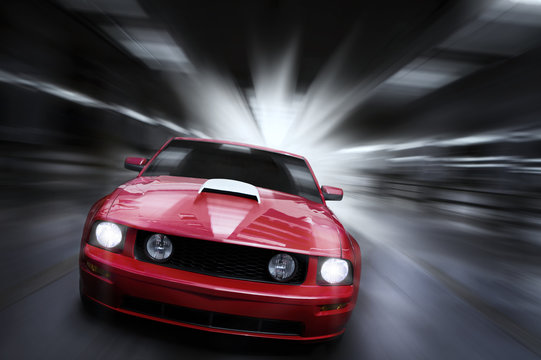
79, 279, 96, 313
79, 278, 109, 317
321, 333, 344, 352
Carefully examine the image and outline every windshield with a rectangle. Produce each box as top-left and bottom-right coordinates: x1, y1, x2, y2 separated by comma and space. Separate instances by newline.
143, 140, 322, 204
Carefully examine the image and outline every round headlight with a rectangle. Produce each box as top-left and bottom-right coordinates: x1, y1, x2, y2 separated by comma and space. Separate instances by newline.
320, 258, 349, 284
145, 234, 173, 262
268, 253, 297, 282
95, 222, 123, 248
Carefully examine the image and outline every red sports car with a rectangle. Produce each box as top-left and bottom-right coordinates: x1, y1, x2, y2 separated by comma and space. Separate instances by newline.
79, 137, 361, 341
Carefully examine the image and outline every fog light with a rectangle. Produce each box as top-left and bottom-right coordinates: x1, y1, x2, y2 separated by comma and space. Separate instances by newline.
268, 253, 297, 282
145, 234, 173, 262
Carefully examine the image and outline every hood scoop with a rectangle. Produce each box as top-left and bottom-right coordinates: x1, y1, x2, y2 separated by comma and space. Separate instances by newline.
198, 178, 260, 203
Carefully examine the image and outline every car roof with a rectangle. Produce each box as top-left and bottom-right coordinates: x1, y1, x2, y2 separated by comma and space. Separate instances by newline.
172, 137, 305, 159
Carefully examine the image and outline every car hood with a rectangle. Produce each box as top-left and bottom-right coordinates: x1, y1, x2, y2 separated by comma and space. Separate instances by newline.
105, 176, 346, 257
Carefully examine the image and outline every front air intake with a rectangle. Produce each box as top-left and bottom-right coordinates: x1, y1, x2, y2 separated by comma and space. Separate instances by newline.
134, 231, 308, 284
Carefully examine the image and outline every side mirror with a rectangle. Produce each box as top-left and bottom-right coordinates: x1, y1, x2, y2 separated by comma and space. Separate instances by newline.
321, 186, 343, 201
124, 157, 148, 172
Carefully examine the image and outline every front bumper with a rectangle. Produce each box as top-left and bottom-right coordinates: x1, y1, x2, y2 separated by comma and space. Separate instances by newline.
80, 244, 356, 340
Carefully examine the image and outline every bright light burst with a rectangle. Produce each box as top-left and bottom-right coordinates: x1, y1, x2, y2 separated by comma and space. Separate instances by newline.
167, 31, 370, 191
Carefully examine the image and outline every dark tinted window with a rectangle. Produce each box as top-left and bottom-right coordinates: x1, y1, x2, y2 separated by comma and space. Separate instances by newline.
143, 140, 322, 203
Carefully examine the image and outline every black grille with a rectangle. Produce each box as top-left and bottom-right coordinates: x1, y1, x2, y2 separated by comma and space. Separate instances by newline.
122, 296, 304, 336
134, 231, 308, 284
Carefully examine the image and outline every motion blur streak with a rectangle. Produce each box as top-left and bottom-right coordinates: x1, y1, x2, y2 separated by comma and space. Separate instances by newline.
169, 68, 264, 145
1, 0, 541, 359
0, 69, 200, 136
250, 36, 301, 148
